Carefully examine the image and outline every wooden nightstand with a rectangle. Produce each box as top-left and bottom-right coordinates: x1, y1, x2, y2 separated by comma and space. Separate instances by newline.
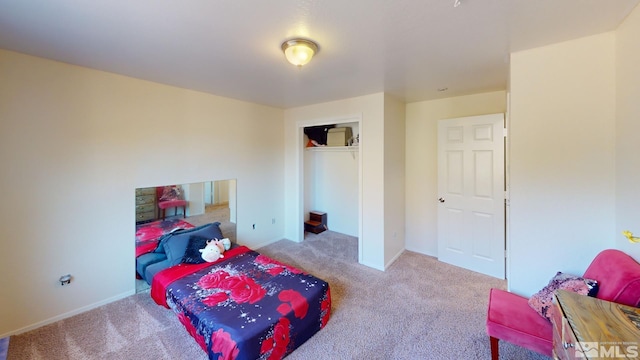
135, 187, 157, 223
552, 289, 640, 359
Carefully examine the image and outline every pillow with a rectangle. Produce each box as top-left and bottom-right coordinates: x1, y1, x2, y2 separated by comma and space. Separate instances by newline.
161, 222, 223, 266
160, 185, 182, 201
181, 235, 211, 264
153, 226, 190, 253
528, 272, 599, 322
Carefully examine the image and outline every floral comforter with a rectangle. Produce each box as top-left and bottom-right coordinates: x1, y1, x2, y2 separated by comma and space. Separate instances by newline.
151, 246, 331, 360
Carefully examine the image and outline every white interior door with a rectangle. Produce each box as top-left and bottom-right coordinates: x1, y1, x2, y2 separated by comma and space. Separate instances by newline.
437, 114, 505, 279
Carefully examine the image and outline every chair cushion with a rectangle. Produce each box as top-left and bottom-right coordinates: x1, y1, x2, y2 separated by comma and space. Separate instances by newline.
486, 288, 553, 357
144, 259, 171, 285
158, 199, 187, 209
136, 252, 167, 279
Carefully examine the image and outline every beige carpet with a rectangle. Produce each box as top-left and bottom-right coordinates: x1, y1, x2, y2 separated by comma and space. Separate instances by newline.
8, 231, 549, 359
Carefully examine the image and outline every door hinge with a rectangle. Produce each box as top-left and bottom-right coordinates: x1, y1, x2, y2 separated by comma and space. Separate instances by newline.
503, 128, 508, 137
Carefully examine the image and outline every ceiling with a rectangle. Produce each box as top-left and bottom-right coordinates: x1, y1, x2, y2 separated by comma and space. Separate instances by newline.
1, 0, 638, 109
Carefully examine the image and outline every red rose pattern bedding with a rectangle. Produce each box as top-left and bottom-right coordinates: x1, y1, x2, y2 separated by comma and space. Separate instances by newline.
135, 219, 195, 257
151, 245, 331, 360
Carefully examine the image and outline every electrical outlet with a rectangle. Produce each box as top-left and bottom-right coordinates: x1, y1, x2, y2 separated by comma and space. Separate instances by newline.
59, 274, 72, 286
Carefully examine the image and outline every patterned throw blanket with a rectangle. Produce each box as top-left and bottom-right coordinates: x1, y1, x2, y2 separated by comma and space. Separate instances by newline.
151, 246, 331, 360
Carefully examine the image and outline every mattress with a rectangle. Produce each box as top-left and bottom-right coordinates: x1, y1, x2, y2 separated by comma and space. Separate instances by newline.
151, 245, 331, 360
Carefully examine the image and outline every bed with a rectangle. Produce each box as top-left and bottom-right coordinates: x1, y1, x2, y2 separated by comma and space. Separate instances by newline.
146, 222, 331, 360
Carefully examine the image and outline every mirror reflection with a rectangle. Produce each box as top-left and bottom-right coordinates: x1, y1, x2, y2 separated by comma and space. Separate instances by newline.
134, 179, 237, 293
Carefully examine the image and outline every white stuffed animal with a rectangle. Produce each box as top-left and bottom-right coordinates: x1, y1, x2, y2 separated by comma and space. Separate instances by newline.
219, 238, 231, 251
199, 239, 225, 263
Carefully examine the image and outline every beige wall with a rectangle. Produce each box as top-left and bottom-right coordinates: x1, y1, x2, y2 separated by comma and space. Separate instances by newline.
303, 148, 359, 236
383, 94, 406, 266
405, 91, 507, 256
509, 32, 617, 296
0, 49, 285, 337
615, 3, 640, 259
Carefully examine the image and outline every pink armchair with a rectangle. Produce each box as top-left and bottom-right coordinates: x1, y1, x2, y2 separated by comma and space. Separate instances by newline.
156, 186, 188, 220
486, 249, 640, 359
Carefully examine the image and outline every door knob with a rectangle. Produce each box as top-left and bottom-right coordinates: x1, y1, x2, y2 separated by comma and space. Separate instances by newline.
438, 197, 445, 203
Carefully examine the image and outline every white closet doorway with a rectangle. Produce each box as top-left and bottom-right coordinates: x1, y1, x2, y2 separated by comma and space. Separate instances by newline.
294, 115, 363, 261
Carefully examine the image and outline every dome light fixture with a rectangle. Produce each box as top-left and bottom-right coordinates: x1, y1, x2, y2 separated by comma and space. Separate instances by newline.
281, 38, 319, 67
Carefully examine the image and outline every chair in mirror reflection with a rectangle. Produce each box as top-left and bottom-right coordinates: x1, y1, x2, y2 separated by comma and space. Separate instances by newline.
156, 185, 187, 220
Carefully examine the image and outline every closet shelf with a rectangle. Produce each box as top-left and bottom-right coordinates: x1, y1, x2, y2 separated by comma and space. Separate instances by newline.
305, 146, 359, 152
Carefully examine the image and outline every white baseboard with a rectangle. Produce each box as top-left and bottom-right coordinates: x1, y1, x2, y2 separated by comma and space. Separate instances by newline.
384, 249, 405, 270
1, 290, 135, 338
359, 259, 385, 271
404, 245, 437, 258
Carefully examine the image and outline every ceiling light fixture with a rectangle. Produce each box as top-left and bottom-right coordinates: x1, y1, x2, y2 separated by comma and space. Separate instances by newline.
281, 38, 319, 67
454, 0, 461, 7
